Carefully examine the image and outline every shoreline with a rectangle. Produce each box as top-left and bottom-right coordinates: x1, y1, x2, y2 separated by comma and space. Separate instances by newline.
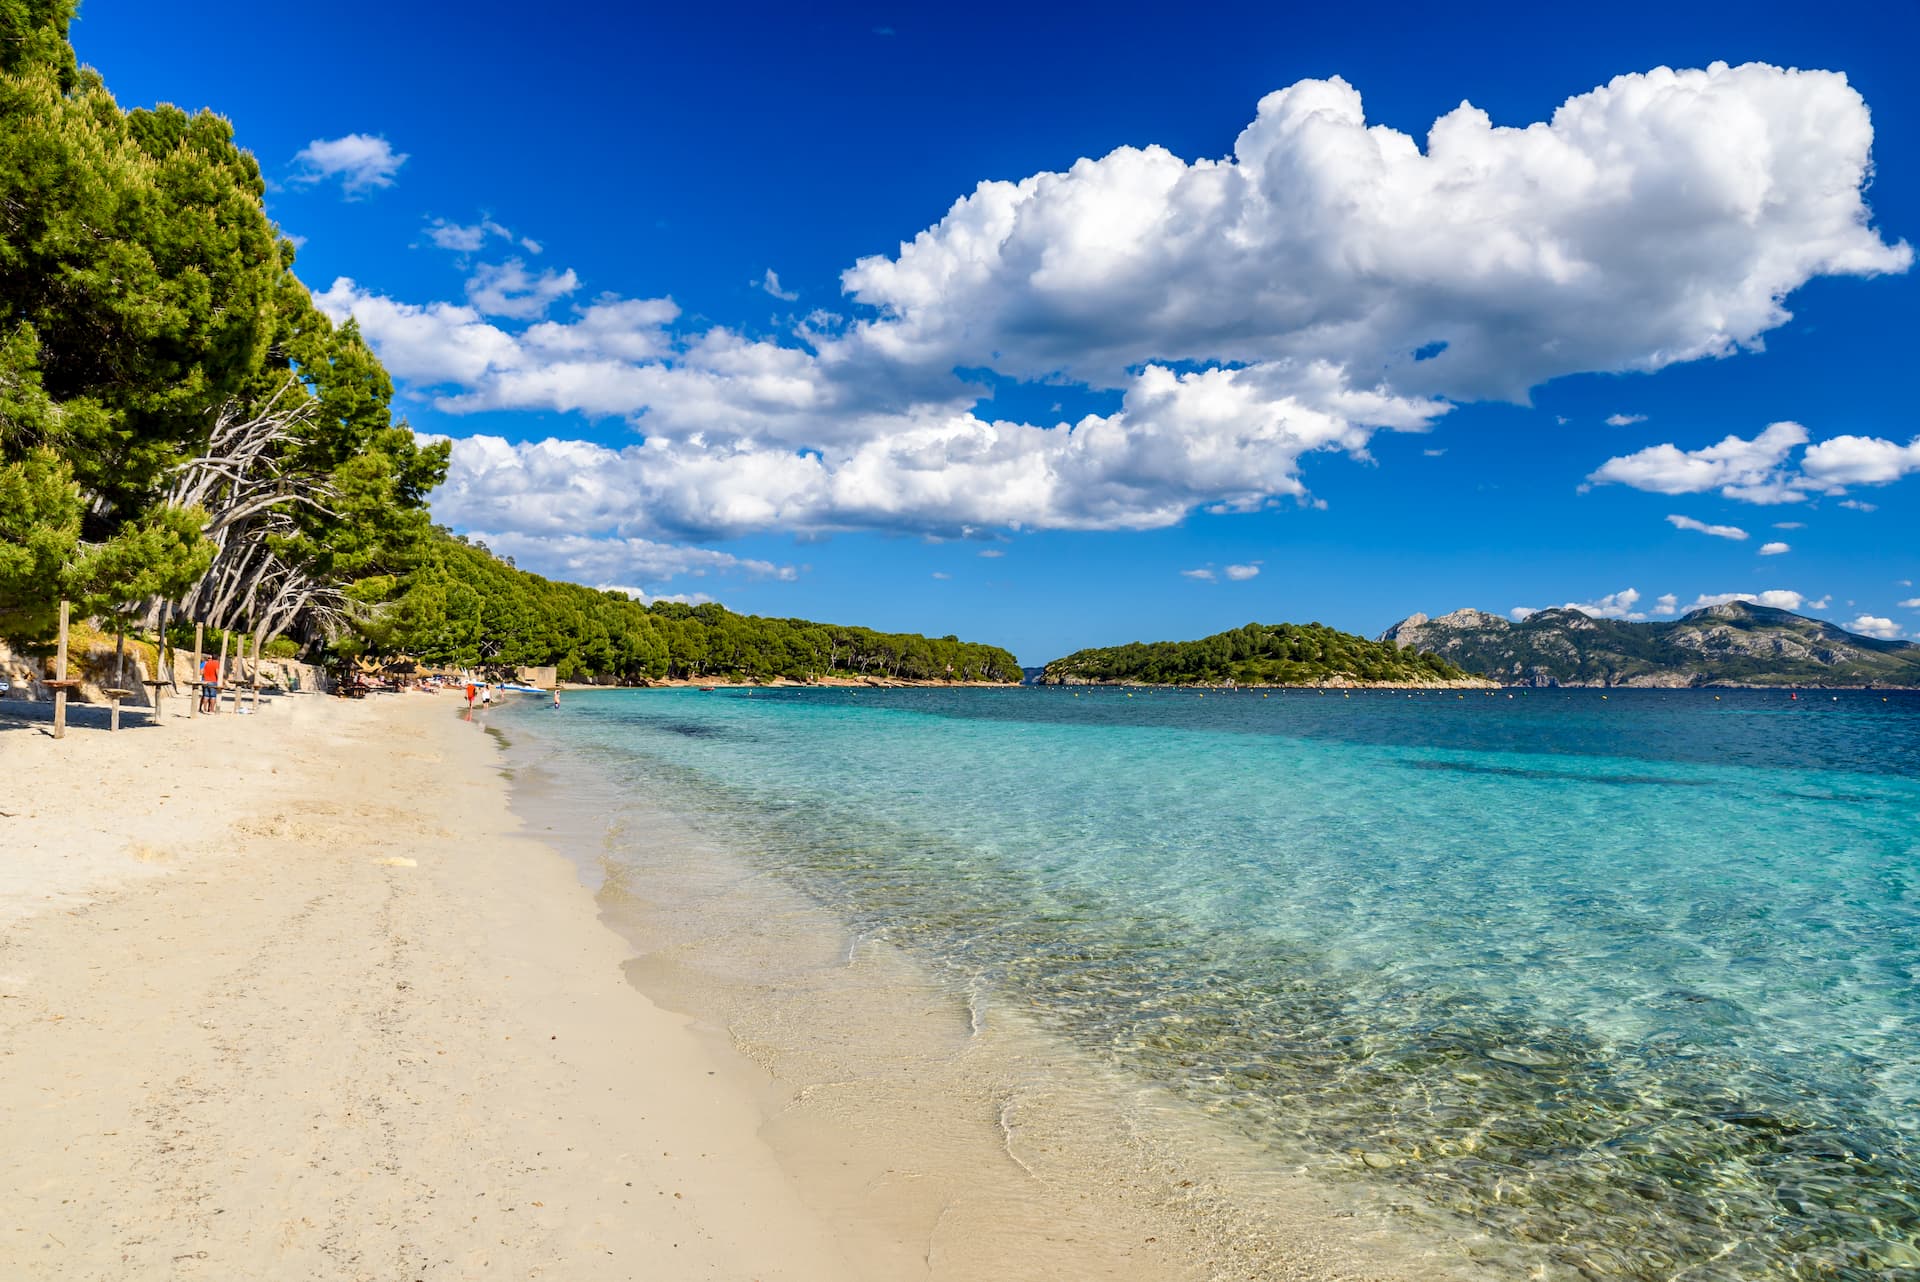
561, 676, 1021, 691
492, 692, 1496, 1282
3, 690, 1488, 1279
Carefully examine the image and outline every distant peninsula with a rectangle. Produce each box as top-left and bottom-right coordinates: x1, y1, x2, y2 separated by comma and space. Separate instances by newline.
1037, 621, 1486, 687
1382, 601, 1920, 688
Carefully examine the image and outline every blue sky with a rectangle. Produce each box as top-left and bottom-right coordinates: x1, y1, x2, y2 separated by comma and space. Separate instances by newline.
74, 0, 1920, 662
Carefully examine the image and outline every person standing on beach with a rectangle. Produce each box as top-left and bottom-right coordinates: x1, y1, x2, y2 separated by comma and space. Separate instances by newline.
199, 655, 219, 714
465, 682, 476, 710
551, 687, 560, 709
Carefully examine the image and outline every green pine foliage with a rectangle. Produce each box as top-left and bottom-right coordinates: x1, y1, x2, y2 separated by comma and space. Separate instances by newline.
1041, 621, 1473, 686
0, 2, 445, 646
358, 533, 1024, 684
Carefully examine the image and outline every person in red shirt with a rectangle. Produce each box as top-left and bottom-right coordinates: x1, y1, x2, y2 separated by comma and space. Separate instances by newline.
465, 682, 477, 711
199, 656, 220, 714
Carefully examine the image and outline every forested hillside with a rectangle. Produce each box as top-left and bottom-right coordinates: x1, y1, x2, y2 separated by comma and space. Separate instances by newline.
357, 533, 1023, 684
1040, 621, 1478, 686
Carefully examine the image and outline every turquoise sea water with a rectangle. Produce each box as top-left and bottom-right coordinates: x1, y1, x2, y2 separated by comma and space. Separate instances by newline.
501, 686, 1920, 1280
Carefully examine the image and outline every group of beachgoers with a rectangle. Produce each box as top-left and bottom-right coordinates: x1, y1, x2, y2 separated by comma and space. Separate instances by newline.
190, 657, 560, 714
460, 681, 562, 712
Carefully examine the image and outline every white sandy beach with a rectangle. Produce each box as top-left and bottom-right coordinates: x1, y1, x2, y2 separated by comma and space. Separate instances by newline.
1, 691, 1464, 1281
1, 693, 865, 1280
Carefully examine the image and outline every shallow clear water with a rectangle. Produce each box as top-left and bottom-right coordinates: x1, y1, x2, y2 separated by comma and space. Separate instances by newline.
502, 686, 1920, 1280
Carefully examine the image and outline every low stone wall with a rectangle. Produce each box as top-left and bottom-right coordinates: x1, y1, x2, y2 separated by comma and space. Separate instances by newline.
0, 636, 331, 706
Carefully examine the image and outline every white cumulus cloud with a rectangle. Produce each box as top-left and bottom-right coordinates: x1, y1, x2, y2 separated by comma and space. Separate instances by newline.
1181, 568, 1216, 581
1687, 589, 1806, 611
291, 134, 407, 194
1591, 424, 1920, 506
466, 260, 581, 320
1667, 513, 1749, 540
1846, 615, 1902, 639
1514, 588, 1645, 620
759, 269, 800, 301
1800, 434, 1920, 486
1606, 413, 1648, 427
842, 63, 1906, 399
1224, 563, 1262, 581
1652, 593, 1679, 615
1591, 423, 1809, 503
461, 529, 795, 592
426, 217, 541, 256
315, 63, 1908, 553
1758, 541, 1790, 555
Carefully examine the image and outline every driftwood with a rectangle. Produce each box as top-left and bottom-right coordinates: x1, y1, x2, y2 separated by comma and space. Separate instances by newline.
140, 383, 358, 655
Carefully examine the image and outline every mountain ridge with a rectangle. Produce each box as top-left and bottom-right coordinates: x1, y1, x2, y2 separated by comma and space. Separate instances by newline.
1381, 601, 1920, 688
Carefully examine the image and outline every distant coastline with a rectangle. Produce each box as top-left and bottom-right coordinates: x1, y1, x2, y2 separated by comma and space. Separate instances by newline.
1034, 675, 1497, 690
561, 675, 1021, 690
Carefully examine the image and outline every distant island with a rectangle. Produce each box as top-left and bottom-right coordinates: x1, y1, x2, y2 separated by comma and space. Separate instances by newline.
1037, 621, 1485, 687
1382, 601, 1920, 688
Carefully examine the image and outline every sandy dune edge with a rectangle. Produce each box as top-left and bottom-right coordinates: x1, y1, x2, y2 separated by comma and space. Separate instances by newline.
0, 694, 856, 1280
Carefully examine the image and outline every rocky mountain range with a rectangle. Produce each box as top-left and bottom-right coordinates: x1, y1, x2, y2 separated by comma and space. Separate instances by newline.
1381, 601, 1920, 688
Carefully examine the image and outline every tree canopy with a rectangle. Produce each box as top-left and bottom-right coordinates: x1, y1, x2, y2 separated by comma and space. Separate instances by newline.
1039, 621, 1476, 686
356, 532, 1024, 685
0, 1, 446, 645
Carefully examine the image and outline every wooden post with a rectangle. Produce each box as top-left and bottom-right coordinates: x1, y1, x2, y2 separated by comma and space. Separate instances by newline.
189, 621, 204, 719
249, 633, 262, 711
216, 631, 230, 715
52, 599, 70, 740
152, 604, 171, 728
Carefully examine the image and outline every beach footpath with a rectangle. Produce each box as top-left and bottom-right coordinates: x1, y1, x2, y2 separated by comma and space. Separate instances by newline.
0, 693, 859, 1280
